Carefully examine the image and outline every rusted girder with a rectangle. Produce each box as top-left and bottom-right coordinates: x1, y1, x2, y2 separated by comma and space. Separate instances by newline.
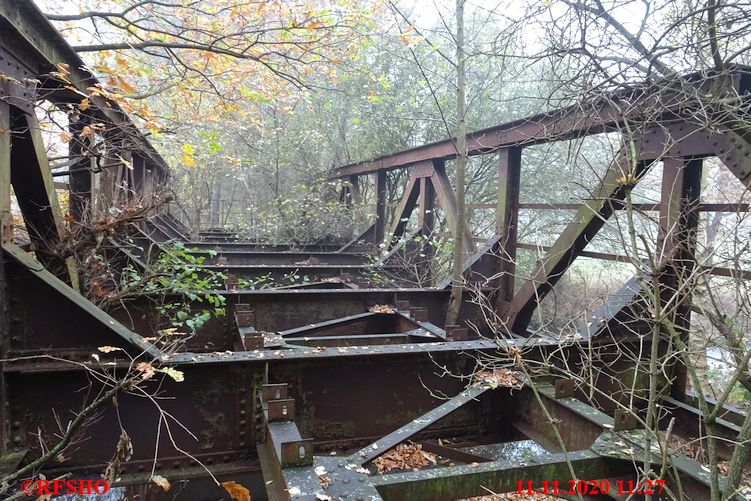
331, 68, 751, 179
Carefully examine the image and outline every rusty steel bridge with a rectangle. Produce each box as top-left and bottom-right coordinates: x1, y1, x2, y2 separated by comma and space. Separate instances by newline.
1, 0, 751, 499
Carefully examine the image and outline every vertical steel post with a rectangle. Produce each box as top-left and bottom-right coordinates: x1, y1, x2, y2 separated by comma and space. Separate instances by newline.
495, 147, 521, 306
374, 170, 387, 246
659, 157, 702, 398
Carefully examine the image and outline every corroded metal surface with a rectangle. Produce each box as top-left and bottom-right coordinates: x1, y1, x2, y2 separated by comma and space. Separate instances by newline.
0, 3, 749, 499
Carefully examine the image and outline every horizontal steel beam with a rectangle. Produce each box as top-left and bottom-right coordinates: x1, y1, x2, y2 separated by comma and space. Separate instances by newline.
468, 202, 751, 212
331, 70, 750, 179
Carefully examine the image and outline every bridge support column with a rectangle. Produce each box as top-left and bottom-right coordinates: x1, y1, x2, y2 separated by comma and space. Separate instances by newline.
374, 170, 386, 246
494, 147, 521, 309
659, 157, 702, 398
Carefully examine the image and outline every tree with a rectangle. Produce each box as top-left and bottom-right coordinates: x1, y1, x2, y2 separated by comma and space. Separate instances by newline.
45, 0, 374, 94
448, 0, 467, 324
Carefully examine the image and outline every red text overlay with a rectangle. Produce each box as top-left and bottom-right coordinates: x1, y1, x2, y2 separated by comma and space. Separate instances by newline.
21, 479, 110, 496
517, 479, 665, 495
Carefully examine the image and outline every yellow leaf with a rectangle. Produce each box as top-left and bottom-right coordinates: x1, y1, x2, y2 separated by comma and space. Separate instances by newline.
59, 131, 73, 143
159, 367, 184, 382
181, 143, 195, 155
117, 154, 133, 170
116, 76, 136, 95
222, 481, 251, 501
151, 475, 170, 491
79, 98, 90, 111
86, 86, 109, 98
97, 346, 122, 353
399, 33, 410, 44
64, 85, 87, 97
182, 153, 196, 168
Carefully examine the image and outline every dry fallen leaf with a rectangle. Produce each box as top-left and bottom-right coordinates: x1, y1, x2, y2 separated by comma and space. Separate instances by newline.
369, 304, 395, 314
151, 475, 170, 492
472, 368, 521, 389
222, 481, 251, 501
135, 362, 156, 380
507, 346, 522, 368
97, 346, 122, 353
373, 441, 437, 474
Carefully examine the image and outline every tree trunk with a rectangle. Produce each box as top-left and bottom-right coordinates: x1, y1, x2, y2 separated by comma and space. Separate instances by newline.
447, 0, 467, 325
